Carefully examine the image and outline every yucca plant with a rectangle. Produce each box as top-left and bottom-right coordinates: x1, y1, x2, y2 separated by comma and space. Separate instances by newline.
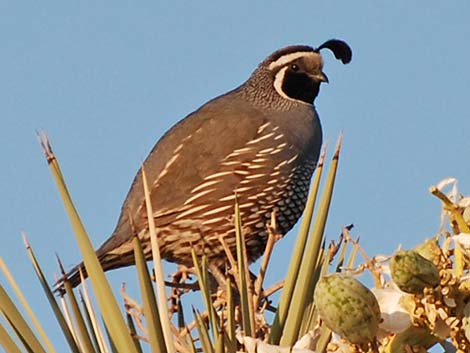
1, 134, 470, 353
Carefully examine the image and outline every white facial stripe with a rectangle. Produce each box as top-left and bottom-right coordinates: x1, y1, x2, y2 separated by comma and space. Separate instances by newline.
273, 67, 290, 100
268, 51, 315, 70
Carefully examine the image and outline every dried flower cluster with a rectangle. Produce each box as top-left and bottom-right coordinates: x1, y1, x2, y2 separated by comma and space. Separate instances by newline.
313, 178, 470, 353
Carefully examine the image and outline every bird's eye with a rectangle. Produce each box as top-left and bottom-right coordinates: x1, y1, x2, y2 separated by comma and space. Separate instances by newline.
290, 64, 299, 72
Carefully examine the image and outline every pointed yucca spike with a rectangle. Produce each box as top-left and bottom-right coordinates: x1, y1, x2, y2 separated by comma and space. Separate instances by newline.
103, 322, 118, 353
279, 134, 342, 346
234, 200, 254, 336
79, 269, 110, 353
183, 329, 197, 353
22, 235, 80, 353
125, 313, 144, 353
0, 283, 47, 353
190, 251, 220, 342
59, 292, 80, 346
141, 166, 176, 353
215, 326, 224, 353
177, 298, 185, 331
132, 235, 166, 353
225, 277, 236, 353
59, 258, 96, 353
302, 245, 329, 333
0, 320, 22, 353
314, 326, 332, 353
202, 257, 219, 341
79, 291, 101, 353
193, 307, 214, 353
37, 131, 139, 353
0, 251, 57, 353
269, 143, 327, 344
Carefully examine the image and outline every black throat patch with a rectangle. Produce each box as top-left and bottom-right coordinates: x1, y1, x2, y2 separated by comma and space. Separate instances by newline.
282, 70, 320, 104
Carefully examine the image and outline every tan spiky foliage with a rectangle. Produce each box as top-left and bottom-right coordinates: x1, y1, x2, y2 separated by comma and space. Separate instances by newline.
1, 135, 470, 353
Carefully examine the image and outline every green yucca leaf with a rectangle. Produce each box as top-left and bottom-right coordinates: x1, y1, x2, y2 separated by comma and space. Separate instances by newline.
38, 132, 139, 353
190, 253, 233, 353
193, 308, 214, 353
141, 167, 175, 353
185, 329, 198, 353
0, 284, 47, 353
79, 292, 102, 353
269, 145, 326, 344
23, 239, 80, 353
0, 255, 57, 353
202, 256, 219, 342
315, 326, 332, 353
126, 313, 144, 353
79, 273, 110, 353
234, 200, 253, 337
0, 320, 22, 353
214, 327, 224, 353
103, 322, 118, 353
300, 251, 326, 334
63, 279, 96, 353
225, 277, 236, 353
191, 251, 221, 348
132, 235, 166, 353
280, 135, 342, 346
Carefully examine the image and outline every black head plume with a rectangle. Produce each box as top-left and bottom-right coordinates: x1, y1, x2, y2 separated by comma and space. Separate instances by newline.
316, 39, 352, 64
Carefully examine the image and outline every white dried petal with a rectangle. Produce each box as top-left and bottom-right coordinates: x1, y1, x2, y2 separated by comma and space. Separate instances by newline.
452, 233, 470, 249
450, 180, 459, 202
372, 287, 411, 334
238, 336, 317, 353
293, 330, 320, 350
436, 177, 457, 191
458, 196, 470, 208
329, 334, 355, 353
241, 336, 257, 353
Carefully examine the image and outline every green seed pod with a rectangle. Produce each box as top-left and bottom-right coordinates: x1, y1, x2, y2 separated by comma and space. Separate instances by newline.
414, 238, 441, 264
391, 250, 440, 294
314, 273, 381, 345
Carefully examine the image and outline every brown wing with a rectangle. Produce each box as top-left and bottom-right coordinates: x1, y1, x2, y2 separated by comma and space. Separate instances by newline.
97, 89, 319, 256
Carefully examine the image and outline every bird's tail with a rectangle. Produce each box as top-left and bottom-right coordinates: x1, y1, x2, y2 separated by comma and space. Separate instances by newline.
53, 262, 86, 293
54, 250, 137, 292
54, 222, 138, 292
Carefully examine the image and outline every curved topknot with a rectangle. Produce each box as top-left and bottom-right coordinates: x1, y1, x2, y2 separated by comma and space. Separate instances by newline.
316, 39, 352, 64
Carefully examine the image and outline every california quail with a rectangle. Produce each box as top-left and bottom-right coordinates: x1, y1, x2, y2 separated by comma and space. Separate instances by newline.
66, 39, 352, 287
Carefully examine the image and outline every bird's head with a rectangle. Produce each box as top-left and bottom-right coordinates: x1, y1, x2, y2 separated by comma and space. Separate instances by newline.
249, 39, 352, 105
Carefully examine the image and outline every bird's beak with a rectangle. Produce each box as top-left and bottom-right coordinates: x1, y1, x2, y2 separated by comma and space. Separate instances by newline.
315, 72, 329, 84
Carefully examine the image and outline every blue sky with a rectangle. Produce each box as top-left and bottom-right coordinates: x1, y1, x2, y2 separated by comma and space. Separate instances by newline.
2, 1, 469, 351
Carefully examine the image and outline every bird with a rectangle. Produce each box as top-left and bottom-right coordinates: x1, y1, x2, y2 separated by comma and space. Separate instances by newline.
64, 39, 352, 287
